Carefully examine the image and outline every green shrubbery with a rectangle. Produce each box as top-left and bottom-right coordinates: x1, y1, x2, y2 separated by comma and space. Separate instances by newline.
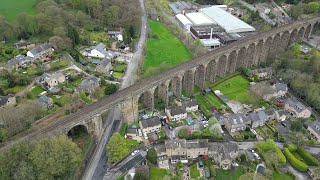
255, 140, 286, 165
283, 148, 308, 172
296, 146, 320, 166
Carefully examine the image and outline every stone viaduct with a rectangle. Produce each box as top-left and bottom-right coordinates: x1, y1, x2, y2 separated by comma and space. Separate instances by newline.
2, 17, 320, 147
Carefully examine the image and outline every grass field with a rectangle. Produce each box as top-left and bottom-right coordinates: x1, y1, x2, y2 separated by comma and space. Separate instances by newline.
31, 85, 44, 97
272, 172, 294, 180
0, 0, 36, 21
143, 21, 192, 77
212, 75, 260, 105
216, 166, 244, 180
195, 95, 212, 117
150, 167, 170, 180
204, 93, 224, 109
189, 163, 200, 178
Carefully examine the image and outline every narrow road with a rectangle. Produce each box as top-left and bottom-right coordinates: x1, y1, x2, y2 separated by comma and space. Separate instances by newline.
15, 79, 36, 97
121, 0, 148, 89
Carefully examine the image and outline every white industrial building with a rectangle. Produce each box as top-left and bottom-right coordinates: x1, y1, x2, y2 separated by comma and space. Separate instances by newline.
200, 39, 221, 48
200, 6, 255, 33
175, 14, 193, 31
185, 12, 216, 26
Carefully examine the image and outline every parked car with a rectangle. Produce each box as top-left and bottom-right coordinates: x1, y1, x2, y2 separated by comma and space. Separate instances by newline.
281, 122, 287, 127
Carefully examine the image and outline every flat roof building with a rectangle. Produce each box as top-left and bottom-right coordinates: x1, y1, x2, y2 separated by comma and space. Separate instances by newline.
175, 14, 193, 31
190, 25, 224, 39
200, 39, 221, 48
185, 12, 216, 26
200, 6, 255, 33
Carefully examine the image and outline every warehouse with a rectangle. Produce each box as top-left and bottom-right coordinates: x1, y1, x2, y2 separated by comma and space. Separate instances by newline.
200, 6, 255, 33
175, 14, 193, 31
200, 39, 221, 49
190, 25, 224, 39
213, 32, 241, 45
185, 12, 216, 26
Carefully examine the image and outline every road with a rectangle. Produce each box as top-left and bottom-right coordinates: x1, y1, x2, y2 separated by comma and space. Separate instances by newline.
82, 0, 148, 179
121, 0, 148, 89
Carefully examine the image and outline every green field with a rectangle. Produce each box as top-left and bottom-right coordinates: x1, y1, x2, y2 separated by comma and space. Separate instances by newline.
150, 167, 170, 180
31, 85, 44, 97
195, 95, 212, 117
272, 172, 294, 180
216, 166, 244, 180
143, 21, 192, 77
0, 0, 36, 21
189, 163, 200, 178
204, 93, 224, 109
212, 75, 260, 105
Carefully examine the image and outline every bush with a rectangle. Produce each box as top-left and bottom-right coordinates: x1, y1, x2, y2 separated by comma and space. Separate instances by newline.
255, 140, 286, 165
288, 144, 297, 152
283, 148, 308, 172
296, 146, 320, 166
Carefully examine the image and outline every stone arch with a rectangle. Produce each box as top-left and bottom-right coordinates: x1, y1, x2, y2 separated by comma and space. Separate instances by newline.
138, 89, 155, 111
171, 76, 182, 97
156, 82, 169, 108
182, 69, 195, 96
268, 33, 281, 61
236, 47, 247, 69
261, 37, 273, 64
312, 21, 320, 34
246, 43, 256, 67
217, 55, 228, 77
254, 40, 264, 66
195, 64, 206, 89
227, 50, 237, 73
297, 27, 305, 42
279, 31, 291, 53
304, 24, 312, 39
289, 29, 298, 45
67, 124, 88, 137
117, 97, 139, 124
205, 59, 217, 82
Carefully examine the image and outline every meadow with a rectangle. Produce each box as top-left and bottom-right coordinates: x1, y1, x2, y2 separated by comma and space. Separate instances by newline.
143, 20, 192, 77
0, 0, 36, 21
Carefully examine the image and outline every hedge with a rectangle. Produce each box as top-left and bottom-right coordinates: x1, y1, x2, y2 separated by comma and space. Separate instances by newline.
288, 144, 297, 152
283, 148, 308, 172
297, 146, 320, 166
255, 140, 286, 165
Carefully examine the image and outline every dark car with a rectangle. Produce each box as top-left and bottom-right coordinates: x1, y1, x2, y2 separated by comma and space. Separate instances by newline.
281, 122, 287, 127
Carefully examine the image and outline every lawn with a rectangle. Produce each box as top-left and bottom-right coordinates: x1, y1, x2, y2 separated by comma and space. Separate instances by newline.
119, 123, 128, 136
0, 0, 36, 21
143, 21, 193, 77
216, 166, 244, 180
124, 139, 139, 150
50, 94, 71, 106
272, 172, 294, 180
113, 65, 126, 72
189, 163, 200, 178
48, 59, 69, 71
204, 93, 224, 109
31, 85, 44, 96
150, 167, 170, 180
4, 85, 27, 94
195, 95, 212, 118
113, 72, 123, 78
212, 75, 260, 105
80, 91, 92, 104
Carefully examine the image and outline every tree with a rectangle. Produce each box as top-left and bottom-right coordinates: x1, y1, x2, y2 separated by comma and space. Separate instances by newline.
306, 2, 320, 14
105, 84, 118, 95
146, 148, 157, 164
0, 128, 8, 142
106, 133, 130, 164
49, 36, 72, 51
290, 120, 303, 132
29, 136, 82, 179
133, 172, 148, 180
290, 4, 305, 19
176, 161, 183, 177
240, 154, 247, 162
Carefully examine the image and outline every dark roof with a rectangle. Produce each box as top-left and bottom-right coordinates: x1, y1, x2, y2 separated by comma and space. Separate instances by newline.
99, 59, 111, 68
126, 128, 137, 135
252, 67, 272, 74
14, 41, 34, 48
228, 113, 249, 125
286, 98, 311, 113
264, 108, 275, 117
276, 110, 286, 117
274, 83, 288, 92
308, 120, 320, 136
140, 116, 161, 128
154, 143, 166, 154
182, 99, 198, 108
0, 96, 9, 106
6, 55, 34, 67
169, 106, 187, 116
214, 32, 240, 42
208, 142, 239, 159
165, 139, 186, 149
28, 43, 51, 56
37, 95, 51, 104
256, 164, 265, 174
186, 139, 208, 149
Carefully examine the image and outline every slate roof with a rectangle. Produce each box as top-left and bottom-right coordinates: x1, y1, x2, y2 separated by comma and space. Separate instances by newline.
80, 76, 100, 91
228, 113, 249, 125
308, 120, 320, 136
99, 59, 111, 68
276, 110, 286, 117
37, 95, 52, 105
0, 95, 10, 106
6, 55, 34, 67
252, 67, 272, 74
92, 43, 116, 59
126, 128, 137, 135
140, 116, 161, 128
169, 106, 187, 116
208, 142, 238, 159
165, 139, 186, 149
274, 83, 288, 92
264, 108, 275, 117
286, 98, 311, 113
186, 139, 208, 149
28, 43, 51, 56
182, 99, 198, 108
50, 72, 64, 79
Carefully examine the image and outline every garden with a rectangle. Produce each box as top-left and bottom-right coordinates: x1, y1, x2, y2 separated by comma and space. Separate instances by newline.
189, 163, 200, 178
195, 95, 214, 118
149, 167, 171, 180
255, 140, 286, 166
143, 20, 193, 77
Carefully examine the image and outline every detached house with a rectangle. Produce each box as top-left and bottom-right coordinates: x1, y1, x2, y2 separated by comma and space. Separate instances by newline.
224, 113, 250, 133
285, 98, 312, 118
36, 95, 53, 109
14, 40, 35, 50
96, 59, 111, 74
307, 120, 320, 143
0, 95, 16, 108
88, 43, 117, 59
182, 99, 198, 112
252, 67, 272, 80
208, 142, 239, 170
165, 106, 187, 121
247, 111, 267, 128
79, 76, 100, 94
139, 116, 161, 135
39, 72, 66, 88
256, 83, 288, 101
6, 55, 34, 70
27, 43, 54, 60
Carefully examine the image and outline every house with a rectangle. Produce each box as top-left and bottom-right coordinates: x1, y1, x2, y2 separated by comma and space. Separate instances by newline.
40, 72, 66, 88
285, 98, 312, 118
27, 43, 54, 59
6, 55, 35, 69
182, 99, 198, 112
224, 113, 250, 133
208, 142, 239, 170
79, 76, 101, 94
14, 40, 35, 50
253, 83, 288, 101
264, 108, 276, 120
247, 111, 267, 128
273, 83, 288, 97
157, 155, 170, 169
36, 95, 53, 109
252, 67, 272, 80
307, 166, 320, 180
96, 59, 111, 74
139, 116, 161, 135
307, 120, 320, 143
107, 31, 123, 41
186, 139, 208, 159
88, 43, 117, 59
0, 95, 16, 107
126, 128, 138, 138
275, 110, 287, 121
165, 106, 187, 121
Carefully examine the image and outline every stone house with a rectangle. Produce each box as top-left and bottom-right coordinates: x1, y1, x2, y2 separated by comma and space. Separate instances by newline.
126, 128, 138, 138
275, 110, 287, 121
285, 98, 312, 118
251, 83, 288, 101
182, 99, 198, 112
6, 55, 35, 70
186, 139, 208, 159
139, 116, 161, 135
79, 76, 101, 94
307, 120, 320, 143
252, 67, 272, 80
154, 144, 170, 169
224, 113, 250, 133
40, 72, 66, 88
36, 95, 53, 109
27, 43, 54, 60
88, 43, 117, 59
165, 106, 187, 121
247, 111, 267, 129
208, 142, 239, 170
0, 94, 16, 108
264, 108, 276, 120
14, 40, 35, 50
96, 59, 111, 74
